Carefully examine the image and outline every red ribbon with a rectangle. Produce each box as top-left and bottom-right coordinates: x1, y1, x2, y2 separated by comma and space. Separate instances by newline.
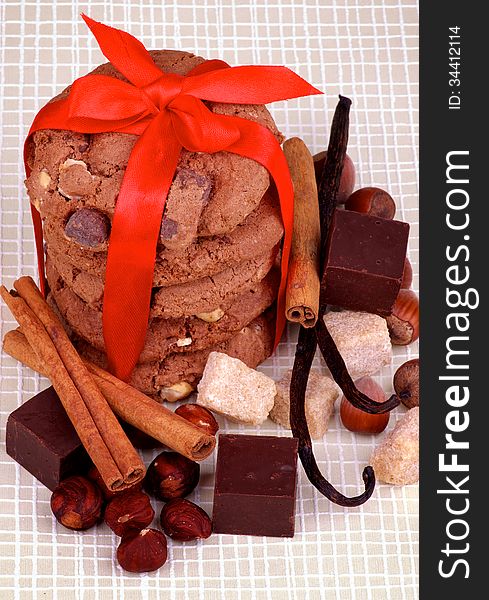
25, 15, 322, 381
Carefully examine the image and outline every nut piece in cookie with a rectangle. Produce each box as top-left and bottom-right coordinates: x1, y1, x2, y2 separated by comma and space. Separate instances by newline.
270, 369, 338, 439
160, 381, 194, 402
39, 170, 52, 189
160, 168, 212, 251
64, 208, 110, 248
58, 159, 98, 200
175, 337, 192, 348
195, 308, 225, 323
197, 351, 276, 425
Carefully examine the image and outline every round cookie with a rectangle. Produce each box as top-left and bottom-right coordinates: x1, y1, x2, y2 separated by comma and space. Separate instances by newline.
75, 311, 275, 399
46, 244, 278, 319
25, 50, 284, 254
48, 263, 279, 363
44, 190, 284, 295
150, 247, 277, 318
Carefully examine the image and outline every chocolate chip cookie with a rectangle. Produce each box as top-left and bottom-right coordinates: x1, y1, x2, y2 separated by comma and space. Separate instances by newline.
44, 190, 283, 295
48, 263, 279, 363
75, 311, 275, 399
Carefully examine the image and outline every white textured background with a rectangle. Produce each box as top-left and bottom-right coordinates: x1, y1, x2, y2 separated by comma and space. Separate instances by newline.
0, 1, 419, 599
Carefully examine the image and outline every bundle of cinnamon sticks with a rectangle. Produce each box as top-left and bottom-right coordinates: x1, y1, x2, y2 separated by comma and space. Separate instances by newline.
1, 277, 216, 493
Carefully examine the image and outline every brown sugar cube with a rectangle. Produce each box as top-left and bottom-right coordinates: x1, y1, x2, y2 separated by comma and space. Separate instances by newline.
269, 369, 338, 439
370, 407, 419, 485
196, 352, 276, 425
323, 310, 392, 378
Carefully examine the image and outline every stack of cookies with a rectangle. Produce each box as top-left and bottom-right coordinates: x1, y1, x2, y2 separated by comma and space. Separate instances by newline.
25, 50, 284, 401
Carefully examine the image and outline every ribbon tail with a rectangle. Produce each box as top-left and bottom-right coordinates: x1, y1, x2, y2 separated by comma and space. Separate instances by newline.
102, 112, 181, 380
82, 15, 162, 87
226, 122, 295, 350
24, 136, 46, 297
30, 204, 47, 297
183, 65, 322, 104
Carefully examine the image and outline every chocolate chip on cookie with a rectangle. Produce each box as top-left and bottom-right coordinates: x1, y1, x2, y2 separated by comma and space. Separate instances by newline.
160, 168, 213, 251
64, 208, 110, 248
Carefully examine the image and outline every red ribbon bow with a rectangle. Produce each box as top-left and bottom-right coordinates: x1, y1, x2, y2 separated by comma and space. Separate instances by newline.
26, 15, 322, 380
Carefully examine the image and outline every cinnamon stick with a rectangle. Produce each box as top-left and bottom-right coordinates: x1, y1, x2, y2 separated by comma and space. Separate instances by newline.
0, 287, 126, 490
13, 276, 145, 484
3, 329, 216, 461
284, 137, 321, 327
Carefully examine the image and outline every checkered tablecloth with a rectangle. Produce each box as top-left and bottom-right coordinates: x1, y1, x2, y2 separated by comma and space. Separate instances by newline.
0, 1, 419, 598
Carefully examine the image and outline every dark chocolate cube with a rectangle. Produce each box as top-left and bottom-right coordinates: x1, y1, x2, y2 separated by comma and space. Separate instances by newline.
323, 210, 409, 316
6, 386, 90, 490
213, 434, 299, 537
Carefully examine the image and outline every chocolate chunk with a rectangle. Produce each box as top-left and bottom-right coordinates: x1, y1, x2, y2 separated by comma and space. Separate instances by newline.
5, 386, 90, 490
212, 434, 299, 537
160, 218, 178, 241
64, 208, 110, 248
160, 168, 212, 251
322, 210, 409, 316
176, 168, 212, 202
78, 139, 90, 153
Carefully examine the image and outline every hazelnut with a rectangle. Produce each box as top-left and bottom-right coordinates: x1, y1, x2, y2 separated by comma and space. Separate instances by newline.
175, 403, 219, 436
313, 151, 355, 204
105, 490, 155, 536
64, 208, 110, 248
176, 337, 192, 347
401, 257, 413, 289
145, 451, 200, 501
50, 476, 104, 530
394, 358, 420, 409
116, 528, 167, 573
160, 498, 212, 541
39, 170, 51, 189
386, 289, 420, 345
160, 381, 194, 402
345, 187, 396, 219
340, 377, 390, 434
195, 308, 225, 323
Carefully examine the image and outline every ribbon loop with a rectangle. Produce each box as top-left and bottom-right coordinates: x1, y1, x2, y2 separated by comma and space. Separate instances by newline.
66, 75, 156, 130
